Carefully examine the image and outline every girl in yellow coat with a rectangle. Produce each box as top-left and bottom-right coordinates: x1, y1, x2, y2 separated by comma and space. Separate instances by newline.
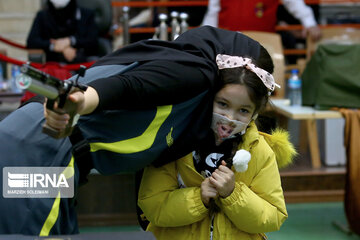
138, 49, 296, 240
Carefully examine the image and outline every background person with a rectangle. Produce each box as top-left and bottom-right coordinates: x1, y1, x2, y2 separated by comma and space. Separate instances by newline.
201, 0, 321, 41
26, 0, 99, 63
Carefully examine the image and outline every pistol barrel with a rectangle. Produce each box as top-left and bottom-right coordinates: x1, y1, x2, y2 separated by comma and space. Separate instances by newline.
16, 64, 63, 100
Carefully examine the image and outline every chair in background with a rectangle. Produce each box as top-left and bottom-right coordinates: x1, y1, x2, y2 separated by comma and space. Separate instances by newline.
242, 31, 286, 99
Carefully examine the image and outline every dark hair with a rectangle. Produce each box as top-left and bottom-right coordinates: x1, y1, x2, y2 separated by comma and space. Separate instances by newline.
218, 45, 274, 114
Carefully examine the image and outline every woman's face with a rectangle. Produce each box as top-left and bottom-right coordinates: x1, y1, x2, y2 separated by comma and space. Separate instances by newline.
214, 83, 256, 121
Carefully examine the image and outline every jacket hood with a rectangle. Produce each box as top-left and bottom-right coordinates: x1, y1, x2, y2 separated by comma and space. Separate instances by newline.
259, 129, 297, 168
239, 122, 296, 169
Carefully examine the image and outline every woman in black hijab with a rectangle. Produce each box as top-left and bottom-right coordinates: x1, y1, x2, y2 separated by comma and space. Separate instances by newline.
26, 0, 98, 63
47, 25, 265, 169
0, 26, 273, 235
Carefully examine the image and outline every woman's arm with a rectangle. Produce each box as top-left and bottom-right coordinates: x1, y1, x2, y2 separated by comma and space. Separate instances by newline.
69, 86, 99, 115
201, 0, 220, 27
138, 162, 209, 227
282, 0, 321, 41
45, 60, 209, 129
87, 60, 209, 111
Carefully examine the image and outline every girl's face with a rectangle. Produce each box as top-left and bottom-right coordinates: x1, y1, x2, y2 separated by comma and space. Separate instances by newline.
213, 84, 256, 139
214, 84, 256, 122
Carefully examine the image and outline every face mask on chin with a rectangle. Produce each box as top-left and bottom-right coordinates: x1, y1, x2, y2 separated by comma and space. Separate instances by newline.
50, 0, 70, 9
211, 112, 257, 145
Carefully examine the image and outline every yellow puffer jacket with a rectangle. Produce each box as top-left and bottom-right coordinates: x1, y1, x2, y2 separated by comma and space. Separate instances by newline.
138, 121, 296, 240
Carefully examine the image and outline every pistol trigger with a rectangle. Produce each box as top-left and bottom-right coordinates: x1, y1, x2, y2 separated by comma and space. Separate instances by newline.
46, 99, 56, 111
58, 94, 67, 109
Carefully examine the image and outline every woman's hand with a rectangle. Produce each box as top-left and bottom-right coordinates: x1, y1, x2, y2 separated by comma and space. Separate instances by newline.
201, 178, 218, 207
44, 102, 70, 130
63, 47, 77, 62
209, 160, 235, 198
302, 26, 322, 42
44, 87, 99, 130
52, 37, 71, 52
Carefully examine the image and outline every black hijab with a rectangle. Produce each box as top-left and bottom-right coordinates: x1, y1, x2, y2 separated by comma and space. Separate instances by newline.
93, 26, 261, 89
91, 26, 262, 167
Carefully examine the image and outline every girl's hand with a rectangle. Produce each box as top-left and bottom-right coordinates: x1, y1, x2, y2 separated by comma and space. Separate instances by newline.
201, 178, 218, 207
209, 160, 235, 198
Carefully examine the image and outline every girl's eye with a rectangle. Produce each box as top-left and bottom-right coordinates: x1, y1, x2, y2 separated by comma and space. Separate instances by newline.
216, 101, 227, 108
239, 108, 250, 114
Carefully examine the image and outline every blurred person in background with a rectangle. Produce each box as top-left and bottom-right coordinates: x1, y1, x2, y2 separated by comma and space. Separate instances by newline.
27, 0, 99, 63
202, 0, 321, 42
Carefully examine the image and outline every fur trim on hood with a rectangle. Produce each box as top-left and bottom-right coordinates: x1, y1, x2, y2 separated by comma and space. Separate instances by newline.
259, 129, 297, 168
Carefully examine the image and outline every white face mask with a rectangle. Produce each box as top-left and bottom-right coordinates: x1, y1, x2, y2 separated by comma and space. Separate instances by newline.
211, 112, 257, 145
50, 0, 70, 9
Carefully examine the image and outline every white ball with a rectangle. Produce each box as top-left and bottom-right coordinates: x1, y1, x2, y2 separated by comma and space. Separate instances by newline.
233, 149, 251, 172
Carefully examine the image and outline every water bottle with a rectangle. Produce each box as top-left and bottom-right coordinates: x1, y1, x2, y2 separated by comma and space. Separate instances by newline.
0, 63, 4, 91
288, 69, 302, 106
10, 65, 22, 93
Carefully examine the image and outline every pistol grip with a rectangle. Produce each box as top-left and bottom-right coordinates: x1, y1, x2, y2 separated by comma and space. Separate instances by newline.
43, 98, 79, 139
42, 121, 76, 139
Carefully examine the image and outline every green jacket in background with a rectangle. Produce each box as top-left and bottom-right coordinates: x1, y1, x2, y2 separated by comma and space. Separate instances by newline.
302, 43, 360, 110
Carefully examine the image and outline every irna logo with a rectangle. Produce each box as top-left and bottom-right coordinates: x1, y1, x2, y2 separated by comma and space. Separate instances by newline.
3, 167, 74, 198
7, 172, 69, 188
